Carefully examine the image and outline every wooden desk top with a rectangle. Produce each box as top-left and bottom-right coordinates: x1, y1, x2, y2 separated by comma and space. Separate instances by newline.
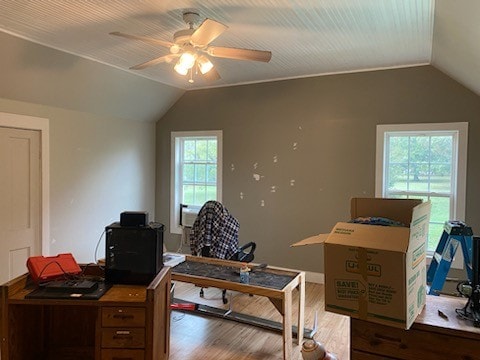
351, 294, 480, 360
1, 267, 171, 306
413, 294, 480, 339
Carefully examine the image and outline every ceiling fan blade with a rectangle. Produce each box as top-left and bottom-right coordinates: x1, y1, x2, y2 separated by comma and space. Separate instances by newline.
190, 19, 228, 47
110, 31, 174, 49
207, 46, 272, 62
129, 54, 179, 70
203, 67, 221, 82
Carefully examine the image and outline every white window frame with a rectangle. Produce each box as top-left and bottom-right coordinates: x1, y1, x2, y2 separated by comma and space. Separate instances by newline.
170, 130, 223, 235
375, 122, 468, 268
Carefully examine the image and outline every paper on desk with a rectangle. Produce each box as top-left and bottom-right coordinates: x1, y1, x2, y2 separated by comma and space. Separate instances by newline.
163, 253, 186, 267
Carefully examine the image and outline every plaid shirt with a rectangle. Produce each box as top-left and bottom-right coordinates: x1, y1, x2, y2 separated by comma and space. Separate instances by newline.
190, 201, 239, 260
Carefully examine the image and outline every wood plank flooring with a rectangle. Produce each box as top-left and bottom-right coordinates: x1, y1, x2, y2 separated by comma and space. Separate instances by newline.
169, 281, 350, 360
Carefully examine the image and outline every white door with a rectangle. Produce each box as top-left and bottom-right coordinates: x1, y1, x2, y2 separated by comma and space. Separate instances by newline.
0, 126, 41, 284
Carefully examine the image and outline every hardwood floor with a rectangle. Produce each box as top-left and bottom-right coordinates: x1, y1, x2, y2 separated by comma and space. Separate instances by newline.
170, 281, 350, 360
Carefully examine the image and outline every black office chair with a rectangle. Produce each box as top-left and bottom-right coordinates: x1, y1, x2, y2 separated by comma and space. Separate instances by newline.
190, 200, 256, 303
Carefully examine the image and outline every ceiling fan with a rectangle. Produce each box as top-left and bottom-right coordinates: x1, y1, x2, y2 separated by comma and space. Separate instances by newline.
110, 11, 272, 83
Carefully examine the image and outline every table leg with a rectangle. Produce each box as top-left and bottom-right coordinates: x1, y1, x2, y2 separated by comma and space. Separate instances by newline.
297, 272, 305, 344
282, 289, 293, 360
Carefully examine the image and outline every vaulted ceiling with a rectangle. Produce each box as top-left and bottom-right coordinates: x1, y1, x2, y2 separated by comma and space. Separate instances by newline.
0, 0, 479, 95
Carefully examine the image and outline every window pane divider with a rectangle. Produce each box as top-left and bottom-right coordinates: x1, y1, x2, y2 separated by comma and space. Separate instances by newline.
387, 191, 452, 198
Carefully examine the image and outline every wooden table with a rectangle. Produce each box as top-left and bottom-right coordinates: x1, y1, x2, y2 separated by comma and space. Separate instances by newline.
351, 294, 480, 359
1, 266, 171, 360
171, 255, 305, 360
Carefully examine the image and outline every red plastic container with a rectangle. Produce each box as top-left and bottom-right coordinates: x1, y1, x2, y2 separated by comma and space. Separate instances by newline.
27, 253, 82, 283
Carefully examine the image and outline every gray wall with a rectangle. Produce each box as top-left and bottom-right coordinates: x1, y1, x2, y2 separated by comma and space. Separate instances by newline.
156, 65, 480, 273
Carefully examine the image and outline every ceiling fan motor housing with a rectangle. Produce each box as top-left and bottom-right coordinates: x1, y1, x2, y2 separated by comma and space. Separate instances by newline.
183, 11, 200, 26
173, 11, 200, 46
173, 28, 195, 45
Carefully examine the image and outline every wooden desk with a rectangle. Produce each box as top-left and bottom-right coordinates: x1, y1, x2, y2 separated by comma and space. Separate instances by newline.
0, 266, 171, 360
171, 255, 305, 360
351, 295, 480, 359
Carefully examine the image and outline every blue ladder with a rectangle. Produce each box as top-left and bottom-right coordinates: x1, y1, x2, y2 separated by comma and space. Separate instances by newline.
427, 221, 473, 295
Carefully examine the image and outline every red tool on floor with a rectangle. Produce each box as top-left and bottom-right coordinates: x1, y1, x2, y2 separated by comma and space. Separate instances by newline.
170, 303, 198, 311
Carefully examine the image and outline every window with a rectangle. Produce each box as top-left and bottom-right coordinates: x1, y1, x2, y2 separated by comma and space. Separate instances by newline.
170, 131, 222, 234
376, 123, 468, 255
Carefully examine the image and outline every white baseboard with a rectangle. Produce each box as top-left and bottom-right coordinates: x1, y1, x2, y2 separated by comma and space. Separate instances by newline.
305, 271, 324, 284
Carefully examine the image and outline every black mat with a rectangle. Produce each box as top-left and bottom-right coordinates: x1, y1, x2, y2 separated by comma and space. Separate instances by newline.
25, 281, 111, 300
172, 260, 295, 290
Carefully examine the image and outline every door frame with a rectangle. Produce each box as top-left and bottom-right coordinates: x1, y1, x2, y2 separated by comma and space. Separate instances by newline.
0, 112, 50, 255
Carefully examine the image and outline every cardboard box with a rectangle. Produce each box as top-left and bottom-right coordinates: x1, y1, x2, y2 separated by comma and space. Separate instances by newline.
293, 198, 431, 329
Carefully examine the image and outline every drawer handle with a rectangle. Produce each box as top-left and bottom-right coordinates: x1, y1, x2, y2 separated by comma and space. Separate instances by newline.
372, 333, 407, 349
115, 330, 131, 335
113, 330, 133, 340
113, 314, 134, 320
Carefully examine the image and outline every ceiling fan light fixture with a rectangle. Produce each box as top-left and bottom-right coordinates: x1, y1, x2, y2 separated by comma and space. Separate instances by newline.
174, 61, 189, 75
169, 44, 180, 54
178, 51, 197, 70
197, 56, 213, 74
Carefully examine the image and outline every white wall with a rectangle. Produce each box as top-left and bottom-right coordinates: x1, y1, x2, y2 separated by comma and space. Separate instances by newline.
0, 31, 184, 122
0, 32, 176, 264
0, 98, 156, 263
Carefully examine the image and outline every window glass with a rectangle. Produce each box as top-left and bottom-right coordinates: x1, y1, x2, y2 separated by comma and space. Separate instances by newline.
195, 140, 207, 161
206, 185, 217, 200
180, 137, 218, 206
171, 131, 222, 234
377, 123, 467, 255
183, 185, 194, 204
207, 165, 216, 183
183, 164, 194, 182
184, 140, 195, 161
193, 185, 207, 205
386, 133, 454, 252
207, 140, 217, 161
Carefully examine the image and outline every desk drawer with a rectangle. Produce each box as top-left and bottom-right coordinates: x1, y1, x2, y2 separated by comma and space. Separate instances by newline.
101, 348, 145, 360
352, 319, 480, 360
102, 328, 145, 349
102, 307, 145, 327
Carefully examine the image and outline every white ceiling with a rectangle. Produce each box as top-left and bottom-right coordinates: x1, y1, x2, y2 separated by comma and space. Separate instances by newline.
0, 0, 479, 93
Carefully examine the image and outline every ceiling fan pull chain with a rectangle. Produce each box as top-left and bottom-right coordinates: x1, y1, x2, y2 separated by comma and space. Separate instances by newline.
188, 67, 194, 83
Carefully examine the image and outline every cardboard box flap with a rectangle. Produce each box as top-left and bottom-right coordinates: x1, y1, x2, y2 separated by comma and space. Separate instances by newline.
407, 200, 432, 251
351, 198, 422, 226
291, 234, 329, 247
326, 222, 411, 252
